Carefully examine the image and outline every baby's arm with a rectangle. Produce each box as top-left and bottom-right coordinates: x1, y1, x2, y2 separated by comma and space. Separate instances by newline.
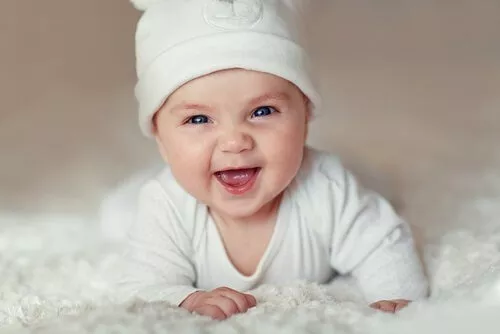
328, 167, 429, 310
114, 181, 255, 319
114, 181, 201, 306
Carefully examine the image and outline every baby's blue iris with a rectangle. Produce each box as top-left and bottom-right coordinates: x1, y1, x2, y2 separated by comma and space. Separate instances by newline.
188, 115, 209, 124
252, 106, 275, 118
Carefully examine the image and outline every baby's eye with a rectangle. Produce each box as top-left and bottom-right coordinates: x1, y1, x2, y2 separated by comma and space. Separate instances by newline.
187, 115, 210, 124
251, 106, 276, 118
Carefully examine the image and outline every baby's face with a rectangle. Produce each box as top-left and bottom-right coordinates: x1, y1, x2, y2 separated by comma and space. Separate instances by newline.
154, 69, 309, 219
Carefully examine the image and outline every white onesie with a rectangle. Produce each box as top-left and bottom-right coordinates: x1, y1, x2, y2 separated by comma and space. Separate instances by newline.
114, 148, 428, 306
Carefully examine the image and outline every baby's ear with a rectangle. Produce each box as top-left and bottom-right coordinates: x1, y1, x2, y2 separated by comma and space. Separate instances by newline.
154, 134, 170, 163
301, 93, 312, 120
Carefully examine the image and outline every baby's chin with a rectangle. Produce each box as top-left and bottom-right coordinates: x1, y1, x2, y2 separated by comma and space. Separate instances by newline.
208, 193, 282, 222
209, 200, 271, 220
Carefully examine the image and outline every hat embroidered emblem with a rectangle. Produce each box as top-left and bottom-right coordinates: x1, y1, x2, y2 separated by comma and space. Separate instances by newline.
203, 0, 264, 29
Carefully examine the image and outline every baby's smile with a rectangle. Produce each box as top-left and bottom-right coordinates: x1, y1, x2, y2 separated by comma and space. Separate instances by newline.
214, 167, 262, 195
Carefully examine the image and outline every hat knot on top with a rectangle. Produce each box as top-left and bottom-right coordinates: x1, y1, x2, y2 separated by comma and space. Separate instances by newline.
203, 0, 264, 29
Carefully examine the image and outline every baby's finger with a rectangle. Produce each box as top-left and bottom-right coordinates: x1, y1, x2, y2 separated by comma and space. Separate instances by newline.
192, 304, 226, 320
394, 301, 410, 312
218, 290, 253, 313
244, 293, 257, 308
206, 295, 240, 317
371, 301, 396, 313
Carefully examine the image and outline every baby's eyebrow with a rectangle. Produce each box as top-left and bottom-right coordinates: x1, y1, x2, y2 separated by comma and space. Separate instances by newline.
248, 92, 291, 106
168, 92, 291, 114
170, 102, 212, 114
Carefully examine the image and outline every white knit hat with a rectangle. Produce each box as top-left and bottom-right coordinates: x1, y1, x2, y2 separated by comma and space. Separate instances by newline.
132, 0, 321, 137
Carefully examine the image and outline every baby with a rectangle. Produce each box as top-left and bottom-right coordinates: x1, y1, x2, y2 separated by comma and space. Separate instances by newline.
115, 0, 429, 319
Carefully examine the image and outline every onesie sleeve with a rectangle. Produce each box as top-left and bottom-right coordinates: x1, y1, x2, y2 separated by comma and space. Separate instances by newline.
326, 161, 429, 303
113, 180, 200, 306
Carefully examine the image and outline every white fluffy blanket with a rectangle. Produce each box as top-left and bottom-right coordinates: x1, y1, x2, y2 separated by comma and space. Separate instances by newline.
2, 213, 500, 334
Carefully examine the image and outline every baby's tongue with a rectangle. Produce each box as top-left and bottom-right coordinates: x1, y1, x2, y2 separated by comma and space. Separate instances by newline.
217, 168, 257, 187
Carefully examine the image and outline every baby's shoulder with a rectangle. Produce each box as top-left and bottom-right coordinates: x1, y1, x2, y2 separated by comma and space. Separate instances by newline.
285, 147, 350, 239
139, 166, 206, 237
286, 148, 349, 214
294, 147, 348, 191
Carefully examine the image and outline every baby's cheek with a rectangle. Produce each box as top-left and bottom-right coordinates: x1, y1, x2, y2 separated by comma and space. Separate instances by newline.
169, 158, 210, 196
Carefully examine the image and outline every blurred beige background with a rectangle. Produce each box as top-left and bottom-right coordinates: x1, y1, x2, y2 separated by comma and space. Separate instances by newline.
1, 0, 499, 237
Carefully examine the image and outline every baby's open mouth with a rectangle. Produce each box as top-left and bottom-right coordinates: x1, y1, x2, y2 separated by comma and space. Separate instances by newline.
214, 167, 261, 195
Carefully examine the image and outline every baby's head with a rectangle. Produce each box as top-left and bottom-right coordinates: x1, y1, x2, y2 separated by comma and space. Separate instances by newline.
133, 0, 321, 219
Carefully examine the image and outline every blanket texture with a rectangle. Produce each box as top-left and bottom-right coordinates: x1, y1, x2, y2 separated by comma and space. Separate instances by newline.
1, 213, 500, 334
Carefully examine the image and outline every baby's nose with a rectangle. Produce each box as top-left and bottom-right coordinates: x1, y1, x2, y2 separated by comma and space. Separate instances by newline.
218, 130, 254, 154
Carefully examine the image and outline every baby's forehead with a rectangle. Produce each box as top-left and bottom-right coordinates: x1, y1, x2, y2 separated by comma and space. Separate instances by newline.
167, 69, 304, 104
197, 68, 297, 86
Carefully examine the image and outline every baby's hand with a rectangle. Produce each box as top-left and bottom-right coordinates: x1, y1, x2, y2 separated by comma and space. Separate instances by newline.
370, 299, 410, 313
180, 287, 257, 320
